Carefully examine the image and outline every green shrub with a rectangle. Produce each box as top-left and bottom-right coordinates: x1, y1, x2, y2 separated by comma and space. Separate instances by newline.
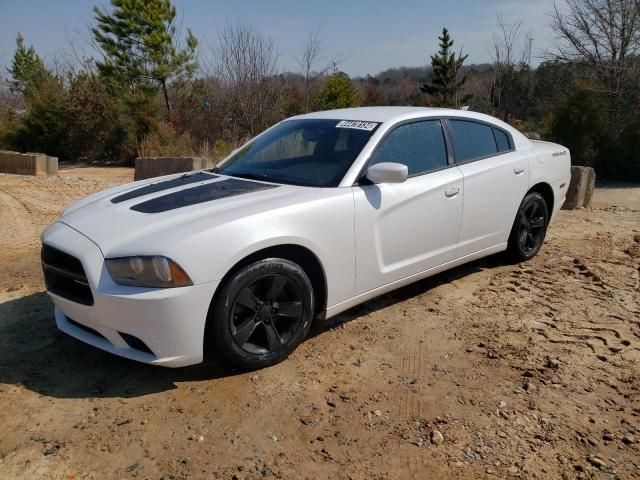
549, 85, 608, 169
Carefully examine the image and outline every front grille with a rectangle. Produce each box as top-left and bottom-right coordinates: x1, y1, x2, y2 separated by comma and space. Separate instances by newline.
42, 244, 94, 306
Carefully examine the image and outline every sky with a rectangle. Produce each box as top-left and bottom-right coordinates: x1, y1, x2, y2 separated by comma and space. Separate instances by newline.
0, 0, 557, 77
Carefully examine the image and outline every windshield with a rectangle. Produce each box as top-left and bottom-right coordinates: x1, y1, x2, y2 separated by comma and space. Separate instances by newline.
215, 119, 379, 187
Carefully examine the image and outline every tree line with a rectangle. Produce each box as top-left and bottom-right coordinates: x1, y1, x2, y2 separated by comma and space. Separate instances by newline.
0, 0, 638, 180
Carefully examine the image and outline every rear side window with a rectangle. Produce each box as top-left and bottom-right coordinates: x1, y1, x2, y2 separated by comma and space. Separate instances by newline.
369, 120, 448, 175
449, 120, 498, 162
493, 128, 512, 152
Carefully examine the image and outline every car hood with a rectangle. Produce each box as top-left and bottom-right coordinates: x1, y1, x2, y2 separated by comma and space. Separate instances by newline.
57, 171, 319, 256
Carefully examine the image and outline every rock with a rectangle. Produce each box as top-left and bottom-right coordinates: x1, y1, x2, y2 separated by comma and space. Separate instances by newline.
413, 436, 424, 448
431, 430, 444, 445
43, 444, 61, 456
197, 435, 204, 442
588, 456, 606, 469
622, 435, 635, 445
497, 431, 508, 438
563, 166, 596, 209
299, 417, 312, 426
603, 432, 615, 441
545, 357, 560, 369
499, 401, 507, 409
508, 466, 519, 475
374, 409, 382, 417
261, 466, 273, 477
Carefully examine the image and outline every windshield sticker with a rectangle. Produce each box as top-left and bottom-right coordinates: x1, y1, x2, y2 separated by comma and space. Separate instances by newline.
335, 120, 379, 131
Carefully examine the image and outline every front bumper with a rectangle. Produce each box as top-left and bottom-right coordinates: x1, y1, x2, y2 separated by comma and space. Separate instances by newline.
43, 221, 219, 368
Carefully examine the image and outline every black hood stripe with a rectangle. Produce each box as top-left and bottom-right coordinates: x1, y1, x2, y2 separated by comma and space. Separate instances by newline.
112, 172, 219, 204
130, 178, 279, 213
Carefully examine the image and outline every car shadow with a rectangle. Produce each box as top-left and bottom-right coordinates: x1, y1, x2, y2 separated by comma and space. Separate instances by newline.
310, 253, 508, 336
0, 254, 508, 400
0, 292, 244, 400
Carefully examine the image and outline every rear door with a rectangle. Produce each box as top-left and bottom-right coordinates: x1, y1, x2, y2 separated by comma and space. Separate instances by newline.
447, 119, 528, 257
353, 119, 463, 294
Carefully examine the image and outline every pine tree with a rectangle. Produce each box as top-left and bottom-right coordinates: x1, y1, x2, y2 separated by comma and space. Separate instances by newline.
92, 0, 198, 114
421, 28, 473, 108
8, 34, 50, 102
316, 71, 359, 110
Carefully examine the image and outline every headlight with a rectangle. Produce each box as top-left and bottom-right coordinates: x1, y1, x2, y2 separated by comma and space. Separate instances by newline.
105, 256, 193, 288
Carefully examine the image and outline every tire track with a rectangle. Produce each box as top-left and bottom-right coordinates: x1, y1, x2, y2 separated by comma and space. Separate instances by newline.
0, 189, 40, 254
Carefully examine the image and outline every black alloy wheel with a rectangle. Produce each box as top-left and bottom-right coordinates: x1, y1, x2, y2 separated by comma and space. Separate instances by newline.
230, 273, 304, 354
507, 192, 549, 262
518, 200, 547, 254
210, 258, 314, 369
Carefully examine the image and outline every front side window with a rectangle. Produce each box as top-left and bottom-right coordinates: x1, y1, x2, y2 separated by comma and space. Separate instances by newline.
216, 119, 378, 187
449, 120, 498, 162
369, 120, 448, 176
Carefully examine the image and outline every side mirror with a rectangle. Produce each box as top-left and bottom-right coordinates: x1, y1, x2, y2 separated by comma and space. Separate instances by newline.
366, 162, 408, 184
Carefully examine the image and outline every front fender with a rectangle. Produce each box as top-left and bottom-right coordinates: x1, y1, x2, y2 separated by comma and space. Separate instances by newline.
155, 189, 356, 310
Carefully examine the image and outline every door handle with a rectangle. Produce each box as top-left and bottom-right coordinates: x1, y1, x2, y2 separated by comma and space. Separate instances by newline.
514, 167, 525, 175
444, 187, 460, 198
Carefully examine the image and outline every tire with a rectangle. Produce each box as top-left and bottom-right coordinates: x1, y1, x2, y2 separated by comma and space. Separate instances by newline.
507, 192, 549, 262
210, 258, 314, 370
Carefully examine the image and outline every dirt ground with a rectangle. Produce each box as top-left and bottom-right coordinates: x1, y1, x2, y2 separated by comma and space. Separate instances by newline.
0, 167, 639, 480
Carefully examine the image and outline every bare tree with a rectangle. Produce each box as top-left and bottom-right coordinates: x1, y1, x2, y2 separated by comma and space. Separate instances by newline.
211, 22, 281, 136
487, 12, 534, 120
295, 26, 323, 113
0, 70, 23, 117
549, 0, 640, 125
294, 26, 347, 112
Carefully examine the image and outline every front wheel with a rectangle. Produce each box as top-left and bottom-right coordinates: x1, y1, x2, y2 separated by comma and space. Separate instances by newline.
210, 258, 314, 370
507, 192, 549, 262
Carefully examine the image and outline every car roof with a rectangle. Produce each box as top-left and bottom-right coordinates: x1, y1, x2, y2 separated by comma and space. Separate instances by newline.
294, 106, 503, 126
292, 106, 437, 123
291, 106, 531, 149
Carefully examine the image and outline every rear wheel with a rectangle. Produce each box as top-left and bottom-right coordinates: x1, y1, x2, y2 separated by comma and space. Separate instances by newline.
507, 192, 549, 262
210, 258, 314, 369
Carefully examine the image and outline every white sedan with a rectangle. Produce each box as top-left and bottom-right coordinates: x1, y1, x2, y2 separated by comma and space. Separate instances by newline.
41, 107, 571, 369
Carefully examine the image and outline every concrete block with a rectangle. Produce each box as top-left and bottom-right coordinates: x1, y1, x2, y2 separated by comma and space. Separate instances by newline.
134, 157, 214, 181
563, 166, 596, 209
0, 150, 58, 176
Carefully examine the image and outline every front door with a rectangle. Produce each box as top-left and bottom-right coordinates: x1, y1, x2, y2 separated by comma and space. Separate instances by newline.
353, 119, 464, 294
